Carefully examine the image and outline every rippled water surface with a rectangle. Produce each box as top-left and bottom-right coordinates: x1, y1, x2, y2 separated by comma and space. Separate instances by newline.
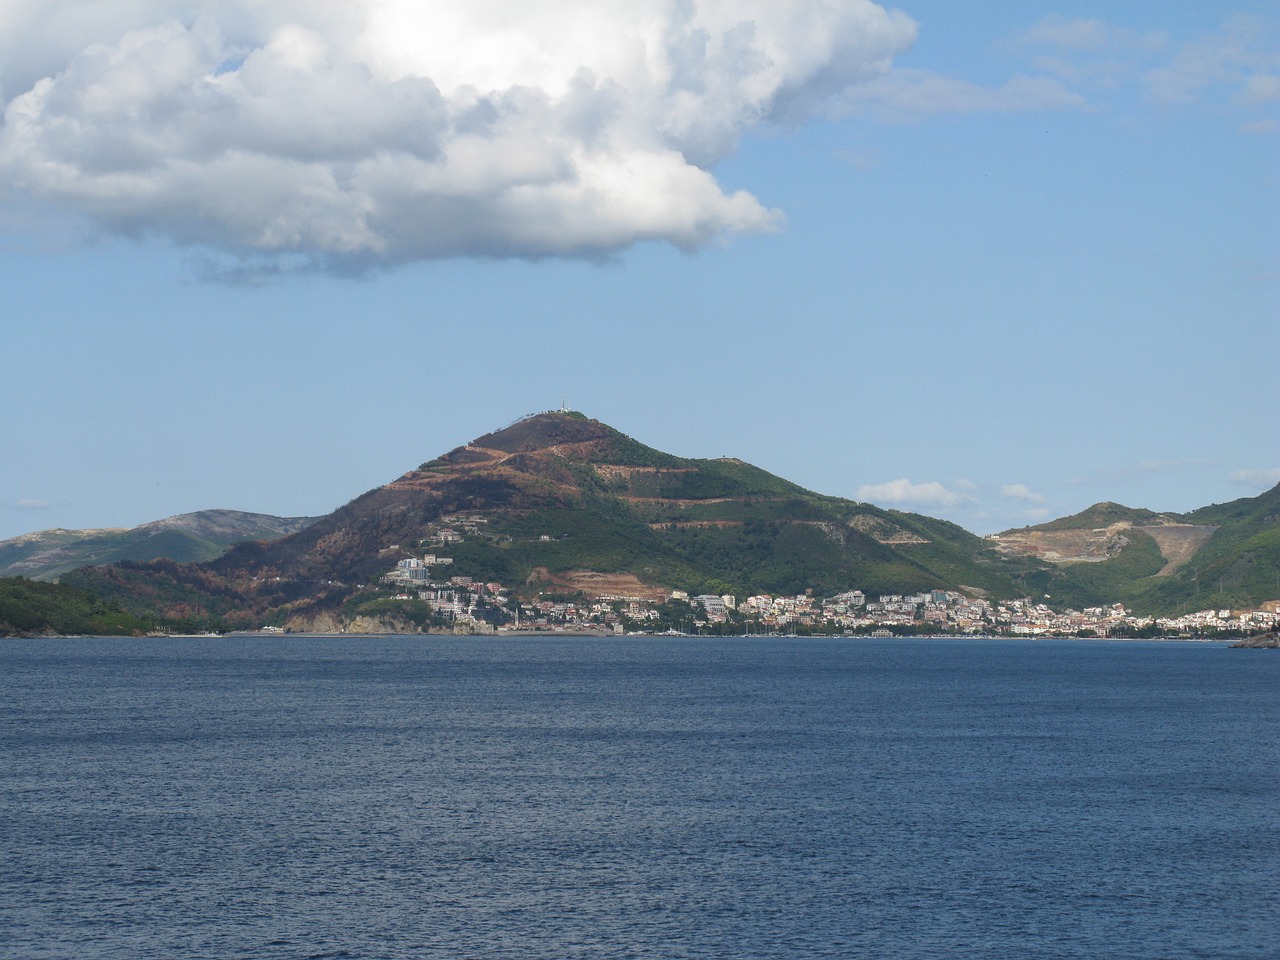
2, 636, 1276, 959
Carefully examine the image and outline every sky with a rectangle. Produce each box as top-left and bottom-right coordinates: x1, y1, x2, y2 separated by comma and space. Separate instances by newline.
1, 0, 1277, 541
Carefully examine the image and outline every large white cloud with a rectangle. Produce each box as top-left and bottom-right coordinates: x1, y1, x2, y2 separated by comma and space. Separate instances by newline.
855, 478, 970, 510
1000, 483, 1046, 504
0, 1, 915, 266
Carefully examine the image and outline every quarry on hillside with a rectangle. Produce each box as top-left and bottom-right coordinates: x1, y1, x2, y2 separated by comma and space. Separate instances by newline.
990, 519, 1218, 573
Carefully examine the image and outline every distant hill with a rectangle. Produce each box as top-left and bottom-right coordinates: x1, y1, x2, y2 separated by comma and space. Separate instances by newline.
65, 412, 1033, 631
0, 510, 320, 581
991, 485, 1280, 614
50, 413, 1280, 630
1025, 502, 1162, 532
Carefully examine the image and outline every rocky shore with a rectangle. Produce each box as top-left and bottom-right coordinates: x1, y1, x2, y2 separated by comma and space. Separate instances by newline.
1230, 631, 1279, 649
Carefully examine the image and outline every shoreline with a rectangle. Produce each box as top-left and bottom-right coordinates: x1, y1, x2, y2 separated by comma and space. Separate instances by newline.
4, 631, 1256, 644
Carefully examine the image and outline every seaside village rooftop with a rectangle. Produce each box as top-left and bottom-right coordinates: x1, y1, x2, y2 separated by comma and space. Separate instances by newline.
384, 550, 1277, 638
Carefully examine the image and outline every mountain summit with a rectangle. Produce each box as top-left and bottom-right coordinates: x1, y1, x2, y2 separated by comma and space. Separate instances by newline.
466, 410, 635, 456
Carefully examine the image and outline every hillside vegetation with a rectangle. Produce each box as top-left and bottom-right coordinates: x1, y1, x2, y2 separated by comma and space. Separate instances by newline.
0, 577, 152, 637
45, 413, 1280, 629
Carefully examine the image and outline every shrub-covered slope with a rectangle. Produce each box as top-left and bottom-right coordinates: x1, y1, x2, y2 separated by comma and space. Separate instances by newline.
69, 413, 1031, 625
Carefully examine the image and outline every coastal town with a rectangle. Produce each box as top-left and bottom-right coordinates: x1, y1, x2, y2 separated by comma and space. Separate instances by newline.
383, 551, 1279, 639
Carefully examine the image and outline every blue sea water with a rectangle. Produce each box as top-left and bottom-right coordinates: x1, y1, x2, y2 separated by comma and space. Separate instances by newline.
0, 637, 1276, 960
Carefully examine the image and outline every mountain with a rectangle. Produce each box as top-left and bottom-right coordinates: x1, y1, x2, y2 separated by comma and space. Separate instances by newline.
990, 484, 1280, 614
50, 413, 1280, 630
62, 412, 1032, 630
0, 510, 320, 581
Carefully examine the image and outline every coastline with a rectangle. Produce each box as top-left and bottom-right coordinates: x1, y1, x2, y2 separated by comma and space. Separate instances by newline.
5, 631, 1256, 644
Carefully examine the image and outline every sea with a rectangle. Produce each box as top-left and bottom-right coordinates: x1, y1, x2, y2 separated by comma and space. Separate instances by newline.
1, 636, 1275, 960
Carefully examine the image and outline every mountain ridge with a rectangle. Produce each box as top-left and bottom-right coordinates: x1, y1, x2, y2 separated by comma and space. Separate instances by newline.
0, 509, 320, 581
19, 411, 1277, 628
990, 483, 1279, 612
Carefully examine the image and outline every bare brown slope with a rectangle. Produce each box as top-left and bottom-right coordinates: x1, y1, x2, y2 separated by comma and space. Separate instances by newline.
1137, 524, 1219, 576
208, 413, 671, 584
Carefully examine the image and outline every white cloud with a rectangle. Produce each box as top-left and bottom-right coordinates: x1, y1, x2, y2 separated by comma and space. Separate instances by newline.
0, 1, 916, 268
1000, 483, 1046, 504
1142, 15, 1278, 105
838, 67, 1085, 119
1000, 18, 1167, 93
1005, 13, 1279, 123
1241, 73, 1280, 105
855, 478, 970, 509
1240, 118, 1277, 135
16, 498, 50, 509
1011, 17, 1168, 55
1230, 468, 1280, 490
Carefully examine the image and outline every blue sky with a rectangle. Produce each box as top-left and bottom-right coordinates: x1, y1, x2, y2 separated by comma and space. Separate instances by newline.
1, 0, 1276, 541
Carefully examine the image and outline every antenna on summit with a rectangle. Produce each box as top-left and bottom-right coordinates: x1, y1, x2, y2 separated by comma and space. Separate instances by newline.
560, 397, 569, 413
